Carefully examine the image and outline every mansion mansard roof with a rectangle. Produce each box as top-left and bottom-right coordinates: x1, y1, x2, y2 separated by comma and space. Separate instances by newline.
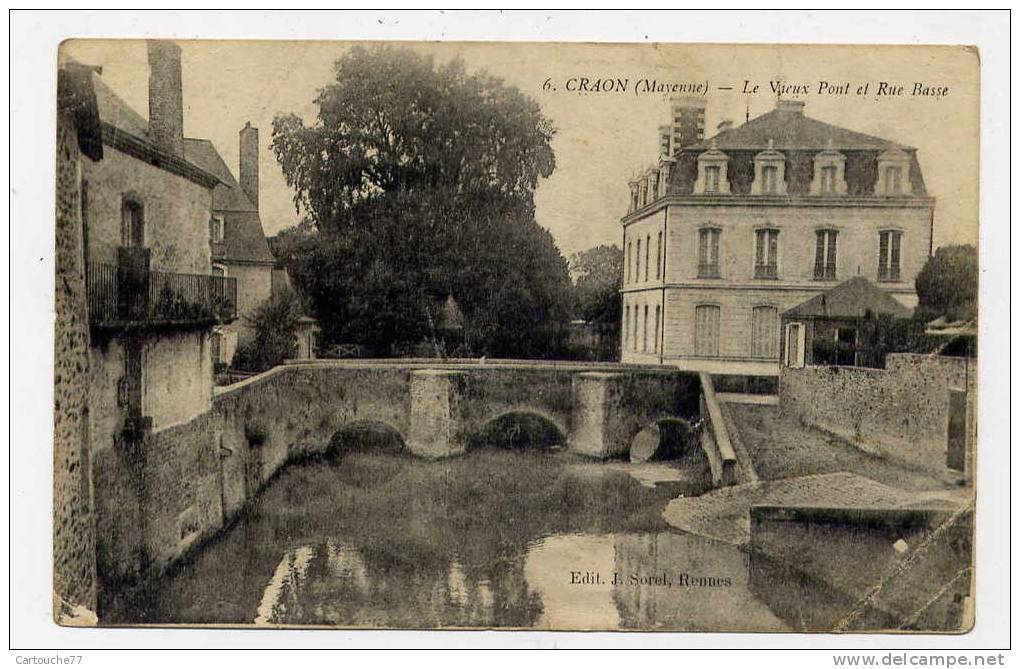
629, 99, 929, 208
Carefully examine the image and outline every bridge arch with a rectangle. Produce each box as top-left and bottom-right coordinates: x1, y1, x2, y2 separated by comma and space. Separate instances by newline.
467, 408, 568, 451
328, 419, 407, 458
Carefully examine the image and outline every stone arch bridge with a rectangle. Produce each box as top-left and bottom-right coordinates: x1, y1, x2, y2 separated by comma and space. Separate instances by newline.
94, 359, 740, 609
211, 359, 736, 485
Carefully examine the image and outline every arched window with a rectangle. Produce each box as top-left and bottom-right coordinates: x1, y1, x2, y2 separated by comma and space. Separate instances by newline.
121, 198, 144, 248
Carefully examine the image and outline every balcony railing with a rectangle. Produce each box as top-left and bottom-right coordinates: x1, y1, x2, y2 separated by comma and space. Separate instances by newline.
754, 264, 779, 280
87, 262, 237, 329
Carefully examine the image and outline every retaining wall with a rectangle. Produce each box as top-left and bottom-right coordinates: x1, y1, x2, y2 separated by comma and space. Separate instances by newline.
779, 354, 976, 478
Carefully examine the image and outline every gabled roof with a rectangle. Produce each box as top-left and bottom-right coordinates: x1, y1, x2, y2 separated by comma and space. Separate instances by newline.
183, 139, 257, 213
91, 73, 150, 138
688, 107, 910, 152
83, 68, 220, 188
783, 276, 911, 319
182, 138, 275, 264
217, 210, 277, 264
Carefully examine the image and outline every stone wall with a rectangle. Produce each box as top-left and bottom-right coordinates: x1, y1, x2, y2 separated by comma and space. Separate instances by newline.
779, 353, 977, 477
54, 111, 98, 623
91, 360, 705, 615
82, 145, 213, 274
220, 262, 273, 347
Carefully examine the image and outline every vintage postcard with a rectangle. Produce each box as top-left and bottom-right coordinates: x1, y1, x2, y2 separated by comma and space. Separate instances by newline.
53, 38, 978, 632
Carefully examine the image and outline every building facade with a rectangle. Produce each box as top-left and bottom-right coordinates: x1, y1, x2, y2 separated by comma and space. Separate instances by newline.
621, 98, 934, 375
184, 122, 277, 366
63, 41, 237, 604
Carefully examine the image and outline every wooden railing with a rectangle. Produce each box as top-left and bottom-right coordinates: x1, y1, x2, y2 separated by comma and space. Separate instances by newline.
87, 262, 237, 329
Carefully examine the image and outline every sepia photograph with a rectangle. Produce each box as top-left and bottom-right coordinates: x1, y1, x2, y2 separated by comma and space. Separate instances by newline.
41, 21, 993, 641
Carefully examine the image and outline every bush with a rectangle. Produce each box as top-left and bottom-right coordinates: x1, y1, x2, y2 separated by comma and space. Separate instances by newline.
231, 291, 303, 373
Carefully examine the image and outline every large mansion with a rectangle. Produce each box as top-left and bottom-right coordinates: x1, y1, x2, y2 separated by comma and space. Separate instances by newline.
621, 98, 934, 375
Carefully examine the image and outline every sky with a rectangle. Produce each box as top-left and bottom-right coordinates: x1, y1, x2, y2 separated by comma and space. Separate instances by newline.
61, 40, 979, 257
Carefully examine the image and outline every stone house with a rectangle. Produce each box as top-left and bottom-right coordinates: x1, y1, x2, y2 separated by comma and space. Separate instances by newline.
621, 98, 934, 377
183, 122, 278, 366
61, 41, 236, 605
54, 62, 104, 623
781, 275, 912, 368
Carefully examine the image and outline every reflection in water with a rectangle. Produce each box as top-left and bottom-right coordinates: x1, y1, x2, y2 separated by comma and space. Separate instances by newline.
116, 448, 795, 630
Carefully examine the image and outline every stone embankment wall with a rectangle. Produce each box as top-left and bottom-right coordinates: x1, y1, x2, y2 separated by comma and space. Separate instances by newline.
94, 360, 705, 614
779, 353, 976, 477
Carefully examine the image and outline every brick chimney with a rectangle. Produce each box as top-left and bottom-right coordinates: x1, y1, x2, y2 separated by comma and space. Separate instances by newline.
239, 122, 259, 211
146, 40, 184, 157
776, 99, 806, 115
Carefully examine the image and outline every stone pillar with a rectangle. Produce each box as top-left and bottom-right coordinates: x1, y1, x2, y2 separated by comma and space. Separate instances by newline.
407, 370, 466, 458
570, 372, 627, 459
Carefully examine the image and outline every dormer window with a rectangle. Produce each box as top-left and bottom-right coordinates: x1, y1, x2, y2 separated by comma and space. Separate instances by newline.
875, 146, 912, 197
811, 141, 847, 196
695, 141, 730, 195
705, 166, 720, 192
628, 182, 639, 212
751, 140, 787, 196
883, 166, 903, 195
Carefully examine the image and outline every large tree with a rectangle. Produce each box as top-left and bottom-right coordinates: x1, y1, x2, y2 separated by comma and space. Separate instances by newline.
570, 244, 623, 325
915, 244, 978, 322
271, 45, 571, 357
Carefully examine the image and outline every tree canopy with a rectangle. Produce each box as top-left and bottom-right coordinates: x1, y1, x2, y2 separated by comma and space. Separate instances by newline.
915, 244, 978, 322
570, 245, 623, 325
271, 45, 571, 358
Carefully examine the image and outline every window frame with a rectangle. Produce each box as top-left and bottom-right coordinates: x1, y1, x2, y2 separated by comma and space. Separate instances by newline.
878, 229, 903, 282
814, 229, 839, 280
753, 228, 780, 279
750, 305, 780, 360
694, 303, 721, 357
697, 227, 722, 278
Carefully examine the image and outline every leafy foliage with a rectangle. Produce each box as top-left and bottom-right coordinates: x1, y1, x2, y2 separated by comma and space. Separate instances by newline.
271, 45, 571, 358
570, 245, 623, 324
232, 290, 303, 373
915, 244, 978, 322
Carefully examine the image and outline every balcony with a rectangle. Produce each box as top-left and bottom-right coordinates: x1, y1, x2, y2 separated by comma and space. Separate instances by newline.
87, 262, 237, 330
754, 264, 779, 280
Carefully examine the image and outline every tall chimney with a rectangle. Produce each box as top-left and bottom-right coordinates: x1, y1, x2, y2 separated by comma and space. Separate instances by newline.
146, 40, 184, 157
239, 122, 259, 211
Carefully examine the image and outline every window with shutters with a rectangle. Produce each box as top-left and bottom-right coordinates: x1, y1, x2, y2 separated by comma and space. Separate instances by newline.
694, 305, 720, 357
645, 235, 651, 281
754, 229, 779, 279
655, 231, 662, 280
820, 165, 838, 194
750, 306, 779, 359
878, 230, 902, 282
643, 305, 649, 352
814, 229, 838, 279
623, 305, 629, 349
705, 165, 720, 193
883, 166, 903, 195
698, 228, 721, 278
636, 238, 642, 282
654, 305, 661, 354
762, 165, 779, 194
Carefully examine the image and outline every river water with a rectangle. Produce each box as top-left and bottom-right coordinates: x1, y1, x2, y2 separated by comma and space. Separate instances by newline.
117, 446, 791, 631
